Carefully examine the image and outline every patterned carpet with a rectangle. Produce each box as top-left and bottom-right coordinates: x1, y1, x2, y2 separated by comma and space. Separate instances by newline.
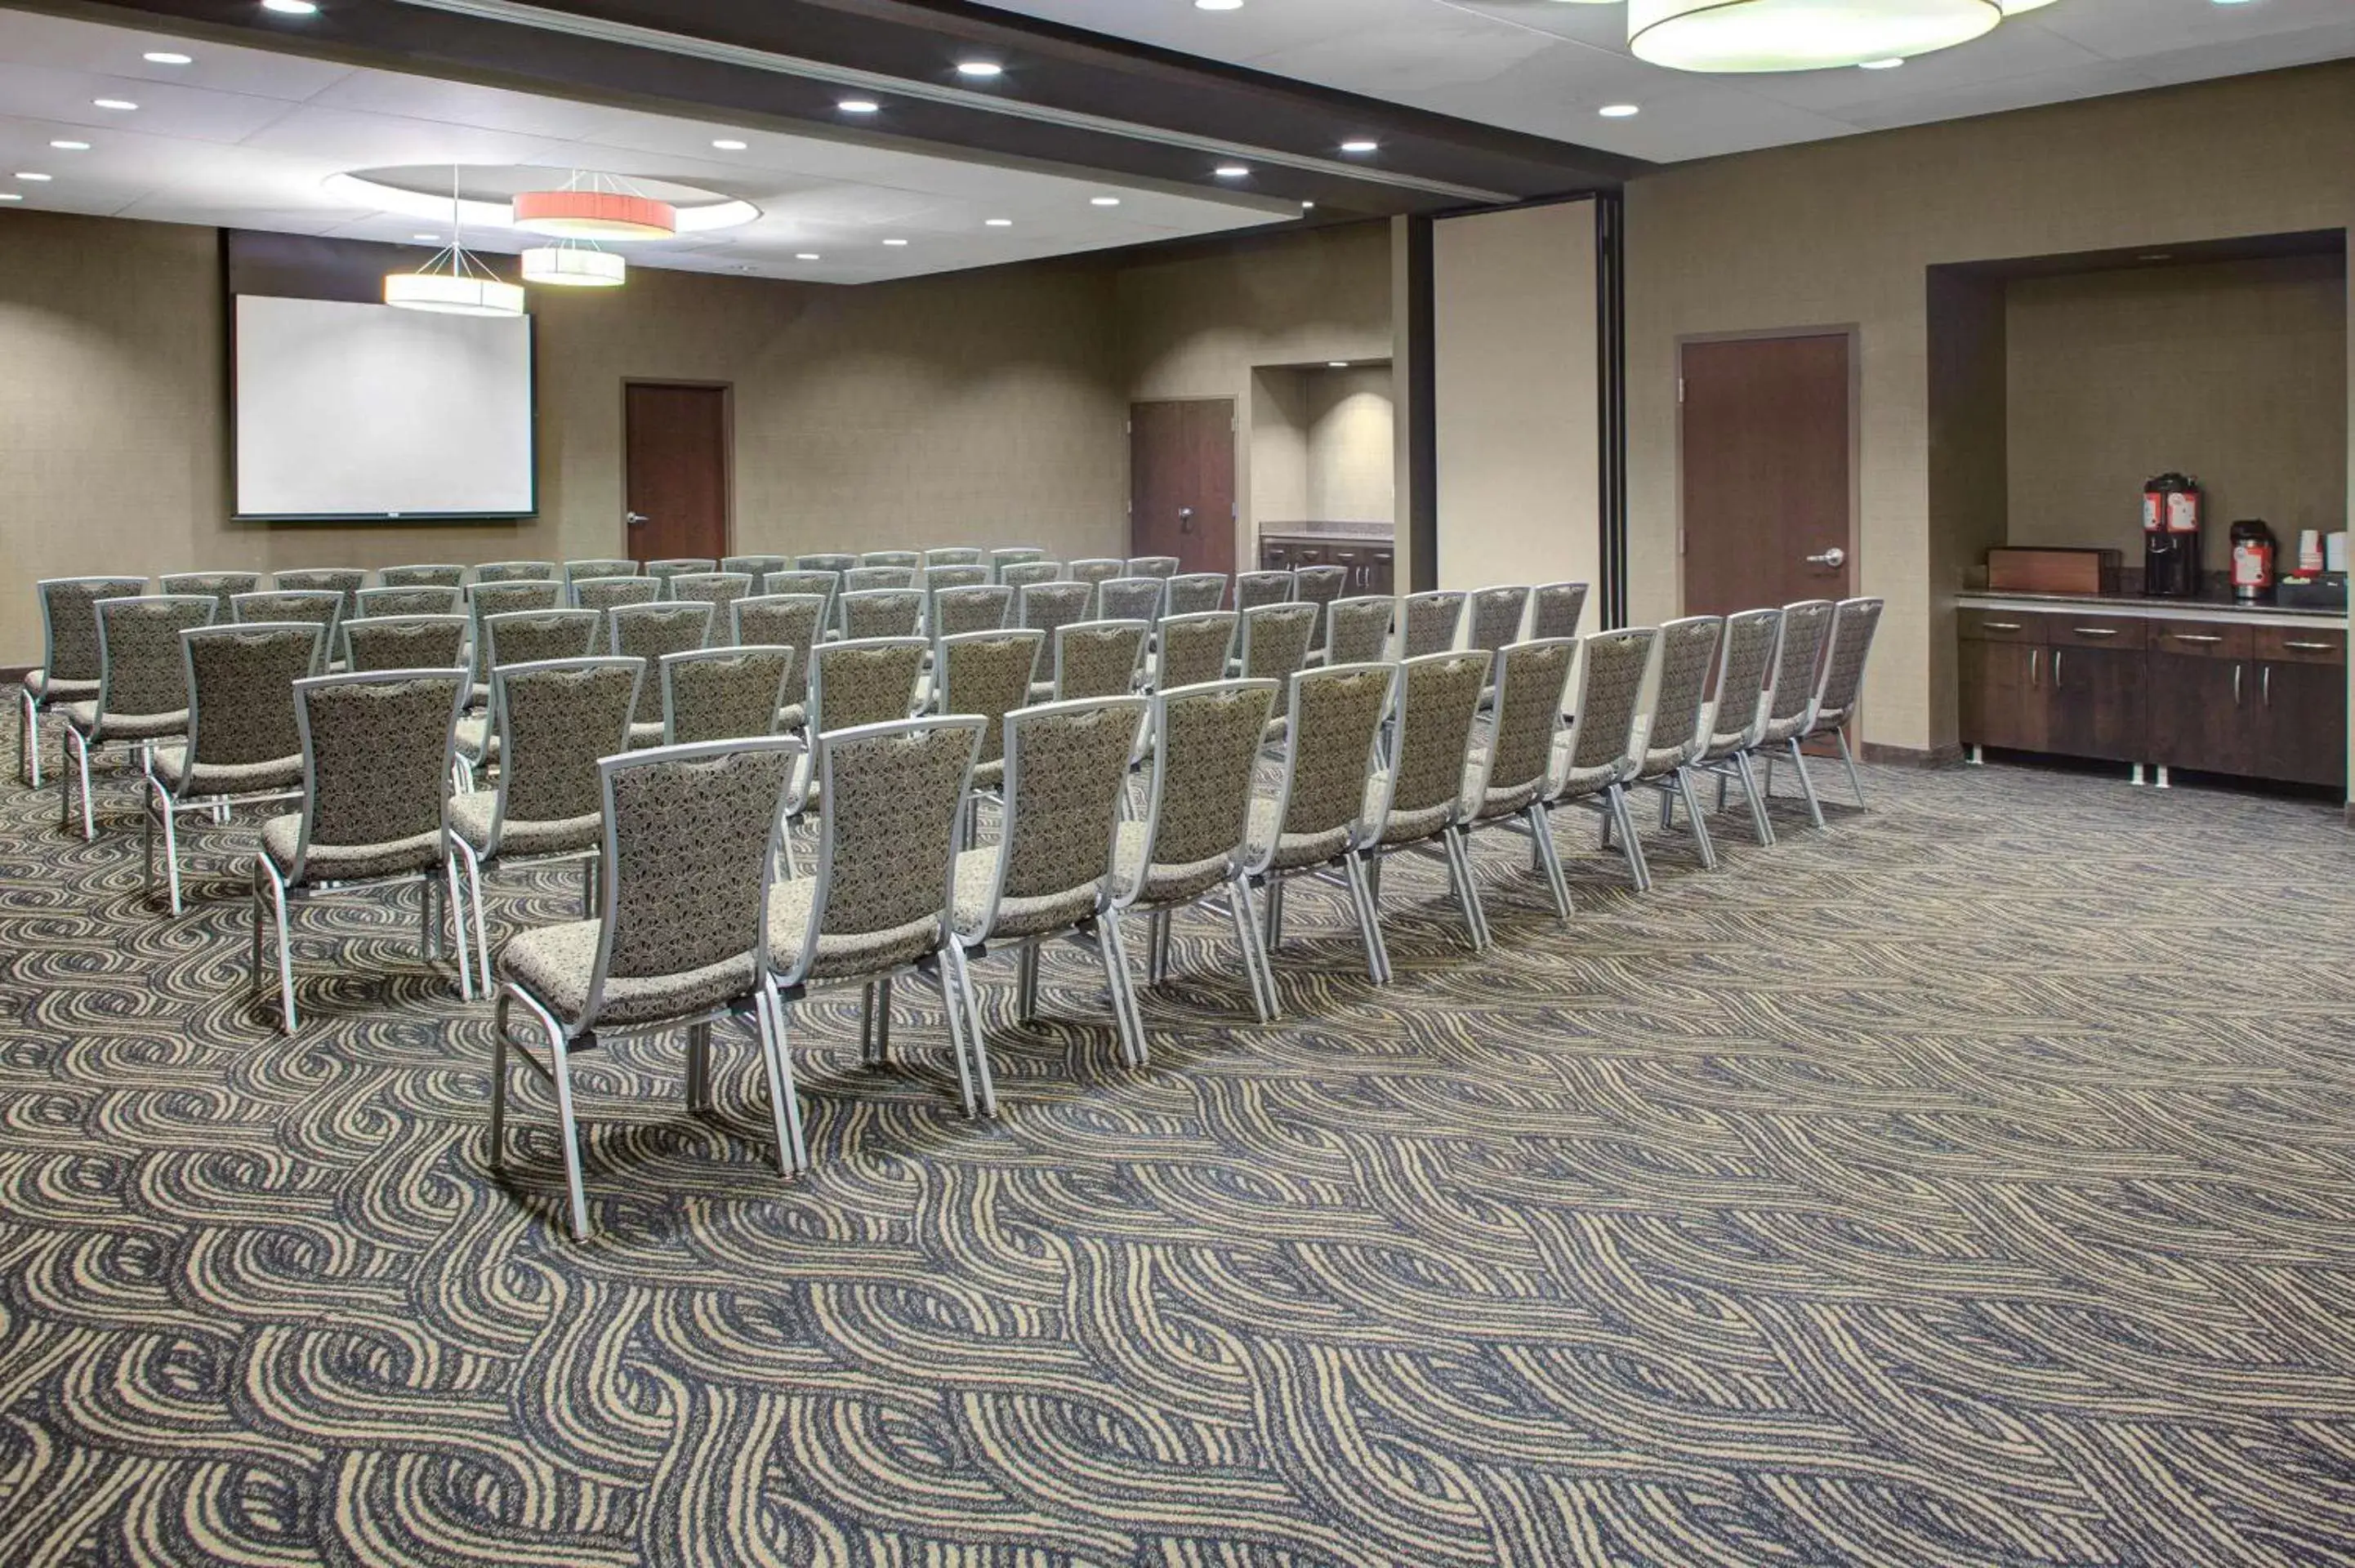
3, 737, 2354, 1567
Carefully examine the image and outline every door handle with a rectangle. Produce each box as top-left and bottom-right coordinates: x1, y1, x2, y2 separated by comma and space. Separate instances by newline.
1178, 506, 1194, 535
2232, 664, 2242, 705
2053, 648, 2063, 688
2262, 664, 2271, 707
626, 511, 649, 528
1806, 546, 1846, 568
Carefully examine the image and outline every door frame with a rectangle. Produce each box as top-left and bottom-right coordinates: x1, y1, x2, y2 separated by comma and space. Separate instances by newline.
620, 378, 735, 559
1670, 324, 1861, 619
1127, 394, 1239, 574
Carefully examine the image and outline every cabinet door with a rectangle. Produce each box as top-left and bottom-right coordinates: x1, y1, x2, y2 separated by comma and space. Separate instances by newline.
2147, 654, 2253, 773
2045, 644, 2146, 761
2255, 660, 2348, 788
1367, 548, 1395, 596
1261, 539, 1293, 572
1959, 640, 2047, 751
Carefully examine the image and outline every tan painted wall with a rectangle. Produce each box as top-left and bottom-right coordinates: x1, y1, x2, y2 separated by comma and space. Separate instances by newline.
1249, 366, 1312, 525
2005, 254, 2347, 571
1305, 365, 1396, 525
1626, 60, 2355, 757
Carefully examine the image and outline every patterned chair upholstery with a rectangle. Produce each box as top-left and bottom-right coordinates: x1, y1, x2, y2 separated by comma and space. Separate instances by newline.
923, 564, 992, 603
569, 576, 661, 652
860, 550, 921, 569
379, 564, 466, 590
608, 602, 715, 739
1000, 560, 1061, 595
732, 595, 827, 730
1239, 603, 1318, 741
450, 657, 643, 996
1782, 596, 1885, 820
644, 559, 717, 598
1755, 599, 1835, 782
60, 595, 217, 840
931, 585, 1013, 644
1234, 571, 1292, 613
1124, 556, 1180, 581
1323, 596, 1394, 666
1454, 638, 1579, 938
1399, 590, 1466, 658
1358, 651, 1489, 960
271, 569, 367, 624
143, 621, 321, 914
839, 588, 923, 642
1049, 620, 1147, 703
161, 572, 261, 626
473, 561, 559, 584
342, 614, 469, 675
564, 558, 640, 586
760, 571, 838, 617
357, 585, 461, 619
924, 547, 987, 568
1095, 577, 1166, 628
721, 554, 787, 581
1541, 627, 1658, 894
1624, 616, 1727, 872
948, 695, 1151, 1092
1291, 565, 1348, 660
1528, 581, 1590, 644
1166, 573, 1226, 617
459, 609, 600, 766
1242, 662, 1395, 986
466, 580, 565, 695
20, 575, 145, 788
1110, 678, 1281, 1029
988, 547, 1046, 581
493, 734, 804, 1238
252, 669, 473, 1033
843, 566, 915, 595
1693, 608, 1786, 847
661, 645, 793, 746
1016, 581, 1095, 686
1153, 612, 1237, 695
796, 553, 857, 582
809, 637, 925, 738
668, 572, 756, 643
1068, 559, 1125, 594
1465, 586, 1532, 663
933, 630, 1043, 801
231, 591, 341, 673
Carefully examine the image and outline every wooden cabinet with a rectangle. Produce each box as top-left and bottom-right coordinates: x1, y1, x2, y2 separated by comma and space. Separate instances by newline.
2146, 622, 2250, 775
2254, 626, 2348, 788
1258, 533, 1394, 595
2045, 617, 2146, 763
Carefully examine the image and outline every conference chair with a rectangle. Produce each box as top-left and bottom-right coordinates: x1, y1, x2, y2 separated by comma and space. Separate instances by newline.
493, 735, 803, 1238
1238, 603, 1318, 742
731, 595, 827, 730
924, 547, 987, 568
608, 601, 715, 742
160, 572, 261, 626
1400, 590, 1466, 658
923, 564, 991, 602
1047, 620, 1148, 704
645, 559, 717, 598
20, 575, 145, 788
930, 585, 1013, 644
142, 621, 319, 915
231, 590, 341, 674
843, 565, 914, 594
932, 630, 1042, 825
669, 572, 756, 642
59, 595, 216, 840
1356, 651, 1490, 966
1151, 612, 1237, 696
1773, 596, 1884, 821
1234, 571, 1292, 612
1745, 599, 1835, 831
1528, 581, 1591, 644
861, 550, 921, 569
1095, 577, 1166, 628
564, 558, 638, 586
722, 553, 787, 581
1242, 662, 1395, 989
1000, 560, 1060, 595
271, 568, 366, 624
569, 575, 660, 651
1454, 638, 1578, 938
1015, 581, 1095, 688
379, 564, 466, 590
250, 667, 473, 1032
342, 614, 469, 675
1624, 616, 1726, 871
457, 608, 602, 783
1291, 564, 1347, 658
808, 637, 926, 738
358, 584, 461, 619
1068, 559, 1124, 597
1125, 555, 1180, 581
1465, 586, 1532, 680
1322, 596, 1394, 667
796, 552, 857, 583
466, 579, 565, 697
760, 570, 837, 616
948, 696, 1151, 1089
1166, 573, 1226, 617
988, 547, 1046, 581
1540, 627, 1658, 894
660, 645, 794, 746
1691, 608, 1785, 847
474, 561, 559, 584
839, 588, 923, 642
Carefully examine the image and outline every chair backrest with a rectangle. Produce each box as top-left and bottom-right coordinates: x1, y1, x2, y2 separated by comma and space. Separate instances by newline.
1708, 608, 1784, 752
484, 608, 599, 672
230, 591, 338, 672
1017, 580, 1096, 683
1234, 570, 1292, 612
1068, 558, 1124, 589
287, 668, 467, 872
608, 602, 716, 725
1561, 628, 1658, 780
473, 560, 558, 584
773, 717, 979, 983
357, 584, 461, 618
160, 572, 261, 626
1053, 619, 1148, 702
934, 630, 1043, 770
1766, 599, 1837, 724
731, 594, 828, 712
564, 558, 639, 586
1239, 602, 1318, 684
645, 559, 717, 598
860, 550, 920, 569
810, 636, 925, 734
379, 564, 465, 590
1465, 585, 1532, 658
271, 568, 366, 622
180, 621, 319, 770
1323, 595, 1393, 666
1292, 564, 1346, 606
1000, 560, 1060, 593
1816, 596, 1885, 723
342, 614, 469, 675
1482, 638, 1578, 799
924, 546, 987, 568
842, 565, 914, 594
1128, 679, 1278, 880
1380, 652, 1487, 825
661, 645, 793, 745
796, 553, 857, 578
668, 572, 756, 641
988, 547, 1046, 580
923, 564, 991, 601
466, 581, 564, 642
89, 595, 216, 720
979, 696, 1149, 924
570, 576, 661, 649
1126, 555, 1180, 580
1095, 577, 1166, 626
1154, 611, 1236, 693
1265, 662, 1394, 850
932, 584, 1013, 641
839, 587, 923, 641
1166, 572, 1226, 616
1528, 581, 1590, 643
34, 577, 149, 685
761, 570, 836, 611
491, 657, 642, 830
720, 554, 787, 580
592, 737, 798, 1008
1400, 590, 1465, 657
1644, 616, 1725, 771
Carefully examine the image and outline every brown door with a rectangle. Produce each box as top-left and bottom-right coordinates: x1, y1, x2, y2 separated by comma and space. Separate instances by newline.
624, 382, 730, 564
1130, 399, 1235, 577
1679, 335, 1853, 617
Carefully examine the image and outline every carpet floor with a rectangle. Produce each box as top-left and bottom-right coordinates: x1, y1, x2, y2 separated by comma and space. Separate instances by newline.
2, 742, 2353, 1567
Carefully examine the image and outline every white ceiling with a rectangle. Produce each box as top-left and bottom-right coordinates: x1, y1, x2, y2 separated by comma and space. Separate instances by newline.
979, 0, 2355, 165
0, 8, 1296, 283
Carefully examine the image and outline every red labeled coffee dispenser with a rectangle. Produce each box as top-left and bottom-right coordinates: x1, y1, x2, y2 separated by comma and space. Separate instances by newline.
2141, 473, 2202, 599
2230, 519, 2276, 604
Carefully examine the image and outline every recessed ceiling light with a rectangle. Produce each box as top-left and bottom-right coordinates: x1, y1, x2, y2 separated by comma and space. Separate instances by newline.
92, 98, 138, 111
16, 172, 53, 182
1327, 361, 1349, 368
711, 138, 747, 150
143, 51, 193, 65
1091, 195, 1121, 207
984, 217, 1012, 227
837, 99, 880, 114
412, 232, 439, 241
2210, 0, 2255, 6
0, 194, 20, 202
260, 0, 319, 13
1301, 200, 1316, 209
2139, 252, 2174, 262
882, 238, 908, 247
1340, 139, 1378, 154
49, 140, 90, 151
956, 60, 1003, 78
1213, 164, 1251, 178
1599, 104, 1639, 118
1197, 0, 1244, 9
1858, 56, 1905, 69
795, 252, 819, 261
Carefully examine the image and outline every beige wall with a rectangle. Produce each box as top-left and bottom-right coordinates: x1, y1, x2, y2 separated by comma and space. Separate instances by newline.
1626, 60, 2355, 757
2006, 253, 2347, 571
1248, 366, 1311, 525
1305, 365, 1396, 525
1432, 199, 1600, 595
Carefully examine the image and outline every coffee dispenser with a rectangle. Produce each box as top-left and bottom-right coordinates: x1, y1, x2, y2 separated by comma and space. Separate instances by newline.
2141, 473, 2202, 599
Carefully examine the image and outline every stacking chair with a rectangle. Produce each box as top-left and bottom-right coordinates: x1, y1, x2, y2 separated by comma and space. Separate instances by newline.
466, 579, 564, 683
565, 558, 639, 586
722, 553, 787, 581
357, 584, 461, 618
763, 715, 987, 1116
60, 595, 216, 839
1238, 602, 1318, 742
988, 547, 1046, 581
861, 550, 921, 569
1323, 596, 1394, 666
761, 570, 838, 617
1751, 599, 1836, 829
1292, 564, 1347, 658
1153, 612, 1237, 695
843, 565, 914, 594
1049, 620, 1148, 703
272, 568, 367, 624
924, 564, 991, 602
474, 561, 559, 584
1095, 577, 1166, 628
808, 637, 925, 737
1242, 662, 1396, 987
609, 601, 714, 742
1540, 628, 1657, 893
381, 564, 466, 590
924, 546, 987, 568
1166, 572, 1226, 616
661, 645, 793, 746
252, 668, 473, 1032
1400, 590, 1466, 658
343, 614, 469, 675
840, 587, 923, 641
1068, 559, 1123, 599
1357, 651, 1490, 966
1780, 596, 1885, 816
1000, 560, 1060, 595
949, 696, 1151, 1089
1624, 616, 1726, 872
796, 552, 857, 582
1125, 555, 1180, 581
931, 585, 1013, 644
933, 630, 1041, 815
1016, 581, 1095, 688
450, 657, 643, 994
645, 559, 717, 597
732, 594, 828, 730
1529, 581, 1591, 643
1692, 608, 1785, 846
669, 572, 756, 642
231, 590, 341, 672
493, 734, 803, 1237
143, 621, 319, 915
1111, 679, 1281, 1027
161, 572, 261, 625
1234, 571, 1292, 612
1453, 638, 1578, 938
457, 608, 602, 781
20, 575, 145, 787
1465, 586, 1532, 679
569, 575, 660, 650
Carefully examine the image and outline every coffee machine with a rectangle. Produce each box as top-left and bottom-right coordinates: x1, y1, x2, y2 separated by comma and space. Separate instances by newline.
2142, 473, 2203, 599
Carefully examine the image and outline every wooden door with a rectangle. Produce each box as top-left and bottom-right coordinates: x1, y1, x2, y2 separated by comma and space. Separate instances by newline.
624, 383, 730, 565
1130, 399, 1235, 577
1679, 334, 1853, 617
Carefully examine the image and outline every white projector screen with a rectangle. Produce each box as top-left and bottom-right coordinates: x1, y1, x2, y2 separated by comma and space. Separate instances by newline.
234, 295, 534, 519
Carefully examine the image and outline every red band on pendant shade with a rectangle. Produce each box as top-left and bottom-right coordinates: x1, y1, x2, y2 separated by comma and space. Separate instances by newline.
511, 190, 676, 238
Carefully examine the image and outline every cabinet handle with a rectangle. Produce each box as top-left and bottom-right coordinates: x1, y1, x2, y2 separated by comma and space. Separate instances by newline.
2263, 665, 2271, 707
2070, 626, 2121, 637
1982, 621, 2024, 630
2171, 633, 2223, 644
2054, 648, 2064, 687
2282, 639, 2336, 652
2028, 648, 2040, 687
2233, 664, 2242, 706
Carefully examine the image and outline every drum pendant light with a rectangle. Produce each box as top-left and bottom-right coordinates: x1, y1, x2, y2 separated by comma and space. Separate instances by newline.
386, 167, 524, 317
520, 240, 627, 287
1629, 0, 2003, 73
512, 172, 675, 240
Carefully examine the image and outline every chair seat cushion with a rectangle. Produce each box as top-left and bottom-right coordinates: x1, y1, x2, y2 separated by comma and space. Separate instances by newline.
627, 721, 667, 750
1245, 797, 1351, 872
447, 791, 600, 858
1363, 774, 1452, 846
455, 715, 498, 764
950, 846, 1099, 942
501, 919, 754, 1031
766, 878, 940, 982
1760, 713, 1809, 744
23, 670, 99, 702
775, 702, 806, 732
1109, 822, 1230, 906
150, 744, 301, 799
260, 813, 444, 883
1456, 749, 1540, 823
1639, 742, 1694, 777
61, 702, 188, 741
1547, 735, 1627, 800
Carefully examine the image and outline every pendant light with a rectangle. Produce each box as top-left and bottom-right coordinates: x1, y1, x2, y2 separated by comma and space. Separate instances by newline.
520, 238, 627, 287
512, 171, 675, 240
1629, 0, 2003, 73
386, 167, 524, 317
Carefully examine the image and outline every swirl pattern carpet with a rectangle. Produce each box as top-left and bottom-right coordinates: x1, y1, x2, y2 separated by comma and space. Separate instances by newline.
2, 742, 2353, 1566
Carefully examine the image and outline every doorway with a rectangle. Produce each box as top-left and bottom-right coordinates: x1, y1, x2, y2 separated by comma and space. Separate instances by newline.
1678, 333, 1854, 617
1130, 399, 1237, 577
623, 382, 731, 565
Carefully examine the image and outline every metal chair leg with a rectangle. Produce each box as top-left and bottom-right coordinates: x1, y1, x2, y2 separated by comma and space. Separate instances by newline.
1226, 874, 1279, 1022
18, 688, 40, 789
944, 942, 995, 1116
263, 865, 297, 1033
685, 1021, 712, 1111
1675, 768, 1719, 871
545, 1019, 591, 1240
1786, 738, 1826, 829
1734, 751, 1775, 846
759, 978, 810, 1170
1015, 945, 1040, 1024
1442, 828, 1491, 951
875, 973, 894, 1062
1343, 852, 1392, 982
458, 845, 493, 999
1527, 805, 1572, 921
1835, 726, 1867, 807
1606, 786, 1652, 892
1098, 911, 1145, 1067
489, 991, 511, 1166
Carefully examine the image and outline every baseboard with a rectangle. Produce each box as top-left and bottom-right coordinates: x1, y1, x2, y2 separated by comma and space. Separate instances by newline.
1860, 741, 1964, 768
0, 666, 27, 685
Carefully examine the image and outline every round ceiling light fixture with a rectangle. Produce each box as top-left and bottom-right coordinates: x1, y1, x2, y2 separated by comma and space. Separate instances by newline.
520, 241, 626, 287
387, 166, 524, 318
512, 185, 676, 240
1628, 0, 2001, 73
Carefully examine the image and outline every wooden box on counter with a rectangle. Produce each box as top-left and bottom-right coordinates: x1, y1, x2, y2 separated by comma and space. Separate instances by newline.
1985, 546, 2122, 595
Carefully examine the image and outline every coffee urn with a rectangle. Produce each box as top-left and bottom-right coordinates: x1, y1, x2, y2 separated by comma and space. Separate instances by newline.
2141, 473, 2203, 599
2230, 519, 2277, 604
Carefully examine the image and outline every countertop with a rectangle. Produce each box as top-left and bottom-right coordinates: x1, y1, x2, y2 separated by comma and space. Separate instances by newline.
1260, 523, 1396, 541
1956, 590, 2347, 629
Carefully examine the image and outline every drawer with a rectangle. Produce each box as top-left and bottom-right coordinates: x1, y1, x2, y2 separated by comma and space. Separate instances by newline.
2149, 621, 2251, 660
1958, 609, 2048, 643
2047, 615, 2148, 651
2255, 626, 2347, 666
